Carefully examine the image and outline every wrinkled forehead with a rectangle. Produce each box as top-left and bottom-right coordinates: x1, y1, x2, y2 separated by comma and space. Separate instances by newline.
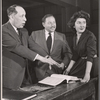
15, 6, 26, 15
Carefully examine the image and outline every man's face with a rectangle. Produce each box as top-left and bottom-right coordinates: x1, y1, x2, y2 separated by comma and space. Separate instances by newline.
42, 16, 56, 32
11, 6, 27, 28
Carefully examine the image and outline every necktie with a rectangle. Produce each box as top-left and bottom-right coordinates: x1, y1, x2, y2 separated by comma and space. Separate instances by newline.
47, 33, 52, 54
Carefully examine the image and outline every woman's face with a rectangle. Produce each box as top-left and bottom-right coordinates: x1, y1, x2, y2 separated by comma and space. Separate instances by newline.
74, 18, 86, 34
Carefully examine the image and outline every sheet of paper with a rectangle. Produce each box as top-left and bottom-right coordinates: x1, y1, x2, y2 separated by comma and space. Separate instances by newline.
39, 77, 65, 86
51, 74, 79, 81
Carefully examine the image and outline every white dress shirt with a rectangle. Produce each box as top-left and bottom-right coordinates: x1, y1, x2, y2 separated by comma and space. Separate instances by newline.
45, 30, 55, 70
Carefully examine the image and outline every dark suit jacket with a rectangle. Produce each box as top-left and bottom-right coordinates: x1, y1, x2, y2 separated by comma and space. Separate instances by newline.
2, 22, 42, 89
29, 29, 72, 80
69, 29, 98, 78
72, 29, 97, 62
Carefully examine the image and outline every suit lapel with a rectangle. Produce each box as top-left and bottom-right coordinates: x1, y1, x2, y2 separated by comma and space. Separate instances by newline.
73, 35, 77, 47
40, 30, 49, 54
7, 22, 28, 46
7, 22, 21, 42
51, 31, 58, 54
78, 30, 87, 44
18, 29, 28, 47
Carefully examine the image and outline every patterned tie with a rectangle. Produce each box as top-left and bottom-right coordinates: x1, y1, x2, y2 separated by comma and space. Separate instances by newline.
47, 33, 52, 54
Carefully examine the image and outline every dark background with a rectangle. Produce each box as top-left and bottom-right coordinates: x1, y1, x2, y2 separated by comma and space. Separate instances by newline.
2, 0, 99, 99
2, 0, 99, 52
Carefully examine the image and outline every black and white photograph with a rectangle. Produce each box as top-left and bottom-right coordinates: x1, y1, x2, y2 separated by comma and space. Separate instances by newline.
2, 0, 99, 100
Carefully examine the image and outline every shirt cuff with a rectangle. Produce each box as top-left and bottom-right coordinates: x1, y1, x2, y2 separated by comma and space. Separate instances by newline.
33, 54, 39, 61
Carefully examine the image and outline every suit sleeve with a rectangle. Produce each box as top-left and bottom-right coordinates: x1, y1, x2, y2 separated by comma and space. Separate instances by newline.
28, 32, 47, 57
2, 28, 37, 61
62, 34, 72, 66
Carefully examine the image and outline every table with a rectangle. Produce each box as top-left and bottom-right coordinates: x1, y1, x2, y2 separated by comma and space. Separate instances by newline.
3, 78, 97, 100
31, 78, 97, 100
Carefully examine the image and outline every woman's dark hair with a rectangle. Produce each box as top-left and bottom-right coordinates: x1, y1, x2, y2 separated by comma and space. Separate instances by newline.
42, 14, 55, 23
7, 4, 21, 17
67, 10, 90, 31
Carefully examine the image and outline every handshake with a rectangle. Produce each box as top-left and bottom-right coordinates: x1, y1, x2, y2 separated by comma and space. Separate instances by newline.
36, 55, 65, 69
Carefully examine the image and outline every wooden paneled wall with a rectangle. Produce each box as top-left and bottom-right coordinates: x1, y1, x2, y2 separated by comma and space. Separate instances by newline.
25, 5, 76, 49
2, 0, 98, 52
25, 5, 65, 35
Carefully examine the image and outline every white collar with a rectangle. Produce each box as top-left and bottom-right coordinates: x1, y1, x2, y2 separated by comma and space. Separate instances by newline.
45, 29, 54, 36
76, 33, 82, 36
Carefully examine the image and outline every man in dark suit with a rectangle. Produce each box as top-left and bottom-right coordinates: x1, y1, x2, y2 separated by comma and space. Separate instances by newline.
29, 14, 72, 81
2, 5, 59, 90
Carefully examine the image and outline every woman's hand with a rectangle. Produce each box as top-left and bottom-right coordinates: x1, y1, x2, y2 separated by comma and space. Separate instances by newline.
63, 60, 75, 75
63, 69, 70, 75
81, 61, 92, 82
81, 73, 90, 83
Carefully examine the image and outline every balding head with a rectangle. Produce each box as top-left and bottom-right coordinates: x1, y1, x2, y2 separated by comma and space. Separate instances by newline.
7, 4, 27, 28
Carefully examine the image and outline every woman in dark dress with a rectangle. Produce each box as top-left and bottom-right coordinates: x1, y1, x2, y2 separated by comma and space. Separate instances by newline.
64, 11, 97, 82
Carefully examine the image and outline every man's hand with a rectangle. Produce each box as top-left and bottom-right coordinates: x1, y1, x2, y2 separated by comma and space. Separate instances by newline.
36, 55, 60, 66
46, 56, 60, 66
58, 63, 65, 69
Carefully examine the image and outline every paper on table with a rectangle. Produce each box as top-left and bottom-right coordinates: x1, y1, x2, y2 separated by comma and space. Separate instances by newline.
39, 74, 80, 86
39, 77, 66, 86
51, 74, 79, 83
